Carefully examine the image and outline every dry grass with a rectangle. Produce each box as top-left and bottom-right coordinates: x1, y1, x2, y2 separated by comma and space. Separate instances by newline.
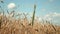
0, 12, 60, 34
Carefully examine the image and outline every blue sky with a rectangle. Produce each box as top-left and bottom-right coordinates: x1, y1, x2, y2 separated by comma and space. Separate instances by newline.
0, 0, 60, 25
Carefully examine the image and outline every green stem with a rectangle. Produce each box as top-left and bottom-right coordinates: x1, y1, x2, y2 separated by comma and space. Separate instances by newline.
32, 4, 36, 26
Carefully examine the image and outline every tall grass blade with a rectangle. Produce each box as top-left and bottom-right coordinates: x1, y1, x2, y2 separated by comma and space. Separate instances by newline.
31, 4, 36, 26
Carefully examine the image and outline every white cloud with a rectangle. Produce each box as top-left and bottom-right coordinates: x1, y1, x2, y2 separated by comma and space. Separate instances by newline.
8, 3, 16, 9
53, 12, 60, 17
45, 12, 60, 17
44, 12, 60, 21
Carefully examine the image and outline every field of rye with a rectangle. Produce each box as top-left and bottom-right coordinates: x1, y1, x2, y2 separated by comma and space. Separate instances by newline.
0, 2, 60, 34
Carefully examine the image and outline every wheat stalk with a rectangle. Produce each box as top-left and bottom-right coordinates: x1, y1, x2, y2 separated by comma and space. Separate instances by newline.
31, 4, 36, 26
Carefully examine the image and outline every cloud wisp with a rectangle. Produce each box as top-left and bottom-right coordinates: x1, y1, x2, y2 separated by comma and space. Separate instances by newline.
44, 12, 60, 21
8, 3, 16, 9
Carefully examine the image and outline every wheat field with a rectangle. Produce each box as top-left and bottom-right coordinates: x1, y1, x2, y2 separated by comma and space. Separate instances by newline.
0, 11, 60, 34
